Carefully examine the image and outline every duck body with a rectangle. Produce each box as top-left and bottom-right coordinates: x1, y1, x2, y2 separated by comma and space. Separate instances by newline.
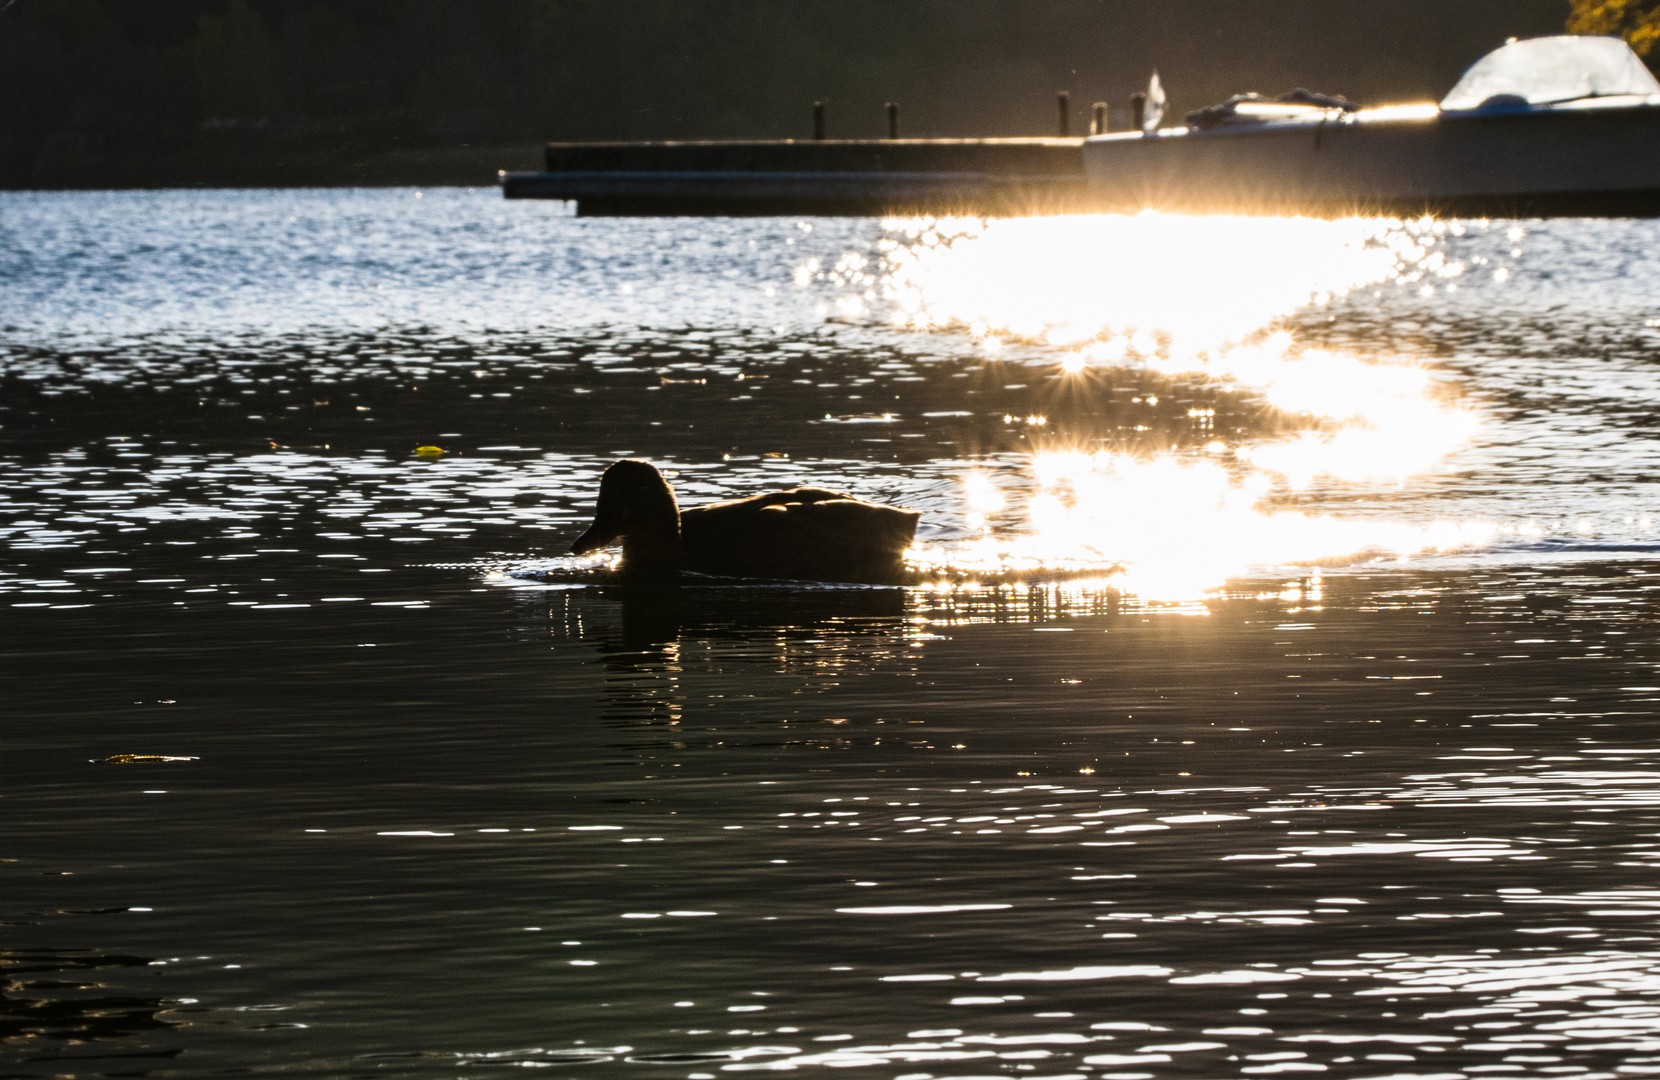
680, 486, 920, 584
571, 460, 919, 586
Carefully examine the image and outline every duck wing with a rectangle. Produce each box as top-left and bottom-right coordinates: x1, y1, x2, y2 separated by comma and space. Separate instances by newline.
681, 489, 919, 585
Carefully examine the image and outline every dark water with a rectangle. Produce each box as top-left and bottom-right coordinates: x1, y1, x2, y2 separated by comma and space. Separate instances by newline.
6, 189, 1660, 1078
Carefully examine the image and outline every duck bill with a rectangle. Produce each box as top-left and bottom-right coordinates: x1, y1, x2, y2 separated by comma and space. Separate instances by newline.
571, 515, 623, 555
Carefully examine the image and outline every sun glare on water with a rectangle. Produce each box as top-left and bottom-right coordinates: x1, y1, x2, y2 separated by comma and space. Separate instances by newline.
821, 213, 1494, 600
912, 452, 1497, 601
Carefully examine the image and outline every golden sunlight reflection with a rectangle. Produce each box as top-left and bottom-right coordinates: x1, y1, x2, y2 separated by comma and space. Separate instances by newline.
866, 213, 1463, 355
916, 453, 1497, 601
826, 214, 1494, 600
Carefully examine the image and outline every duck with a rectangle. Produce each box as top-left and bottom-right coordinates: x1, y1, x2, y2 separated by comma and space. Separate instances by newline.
570, 459, 920, 586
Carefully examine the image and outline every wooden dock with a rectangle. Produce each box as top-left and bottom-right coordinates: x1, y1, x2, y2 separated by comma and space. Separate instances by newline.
499, 138, 1088, 216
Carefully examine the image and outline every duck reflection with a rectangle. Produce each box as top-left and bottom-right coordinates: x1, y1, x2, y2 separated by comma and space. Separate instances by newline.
549, 585, 910, 729
560, 583, 909, 651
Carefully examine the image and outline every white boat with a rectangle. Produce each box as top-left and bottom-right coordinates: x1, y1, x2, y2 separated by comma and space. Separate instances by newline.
1082, 36, 1660, 217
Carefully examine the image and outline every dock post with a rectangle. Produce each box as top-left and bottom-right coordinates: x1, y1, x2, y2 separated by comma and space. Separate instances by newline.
886, 102, 899, 139
1092, 101, 1107, 135
813, 101, 825, 141
1131, 92, 1147, 133
1057, 91, 1070, 136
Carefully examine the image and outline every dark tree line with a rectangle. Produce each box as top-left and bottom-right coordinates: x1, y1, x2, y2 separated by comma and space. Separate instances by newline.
0, 0, 1571, 188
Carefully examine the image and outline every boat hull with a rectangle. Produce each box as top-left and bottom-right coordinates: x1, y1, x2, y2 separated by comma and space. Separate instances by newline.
1082, 104, 1660, 217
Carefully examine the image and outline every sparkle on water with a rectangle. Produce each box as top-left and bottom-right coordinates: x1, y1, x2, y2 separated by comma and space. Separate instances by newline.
822, 214, 1494, 598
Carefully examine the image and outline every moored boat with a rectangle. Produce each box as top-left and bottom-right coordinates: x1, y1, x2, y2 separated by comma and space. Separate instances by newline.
1082, 36, 1660, 217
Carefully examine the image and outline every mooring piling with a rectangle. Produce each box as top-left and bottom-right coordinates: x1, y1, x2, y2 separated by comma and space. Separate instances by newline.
886, 102, 899, 139
1057, 91, 1070, 136
1092, 101, 1107, 135
1131, 91, 1147, 132
813, 101, 825, 141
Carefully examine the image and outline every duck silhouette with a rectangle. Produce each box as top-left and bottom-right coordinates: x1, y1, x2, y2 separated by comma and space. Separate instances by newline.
570, 459, 920, 586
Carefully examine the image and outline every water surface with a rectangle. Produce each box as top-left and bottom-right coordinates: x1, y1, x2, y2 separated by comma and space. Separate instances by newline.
5, 189, 1660, 1078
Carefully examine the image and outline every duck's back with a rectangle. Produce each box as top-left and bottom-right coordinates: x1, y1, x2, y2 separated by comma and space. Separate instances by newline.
680, 487, 919, 585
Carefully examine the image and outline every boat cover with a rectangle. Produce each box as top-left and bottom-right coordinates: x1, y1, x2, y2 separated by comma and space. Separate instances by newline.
1186, 89, 1359, 130
1441, 35, 1660, 111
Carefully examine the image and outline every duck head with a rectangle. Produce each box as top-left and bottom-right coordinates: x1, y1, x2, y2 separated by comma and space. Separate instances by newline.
571, 459, 683, 583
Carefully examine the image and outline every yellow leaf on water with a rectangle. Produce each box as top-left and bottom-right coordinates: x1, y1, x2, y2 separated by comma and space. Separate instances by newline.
103, 754, 197, 764
414, 445, 445, 457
